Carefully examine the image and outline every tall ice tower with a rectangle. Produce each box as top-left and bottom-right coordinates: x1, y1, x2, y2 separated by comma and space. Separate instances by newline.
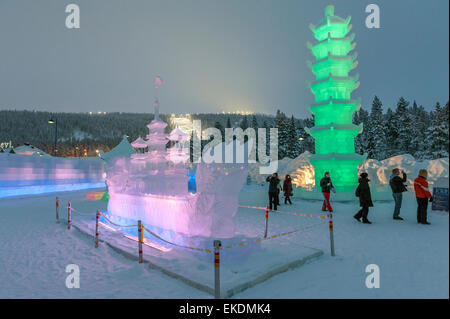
305, 5, 367, 193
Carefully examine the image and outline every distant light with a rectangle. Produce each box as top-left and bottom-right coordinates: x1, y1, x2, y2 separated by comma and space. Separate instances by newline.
48, 119, 55, 124
298, 137, 305, 141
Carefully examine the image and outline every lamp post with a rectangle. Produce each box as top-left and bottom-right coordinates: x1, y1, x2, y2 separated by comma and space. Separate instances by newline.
48, 118, 58, 156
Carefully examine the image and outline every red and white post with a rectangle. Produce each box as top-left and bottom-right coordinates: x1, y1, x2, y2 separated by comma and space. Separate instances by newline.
67, 200, 72, 230
264, 206, 269, 239
95, 211, 100, 248
328, 213, 335, 256
214, 240, 222, 299
56, 197, 59, 222
138, 220, 143, 264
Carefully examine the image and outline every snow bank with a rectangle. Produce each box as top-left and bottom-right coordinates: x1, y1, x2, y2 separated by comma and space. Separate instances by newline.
360, 155, 449, 189
248, 152, 449, 192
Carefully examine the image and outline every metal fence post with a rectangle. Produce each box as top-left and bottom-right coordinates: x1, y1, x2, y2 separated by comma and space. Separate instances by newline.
138, 220, 143, 263
67, 200, 71, 230
264, 206, 269, 238
56, 197, 59, 222
328, 213, 335, 256
95, 211, 100, 248
214, 240, 222, 299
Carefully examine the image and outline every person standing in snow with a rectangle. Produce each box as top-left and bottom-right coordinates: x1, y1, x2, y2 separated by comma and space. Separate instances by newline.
389, 168, 408, 220
354, 172, 373, 224
320, 172, 334, 212
414, 169, 433, 225
266, 173, 280, 210
276, 177, 282, 206
283, 174, 293, 205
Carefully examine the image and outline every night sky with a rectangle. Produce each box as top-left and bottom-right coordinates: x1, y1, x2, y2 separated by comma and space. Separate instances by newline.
0, 0, 448, 117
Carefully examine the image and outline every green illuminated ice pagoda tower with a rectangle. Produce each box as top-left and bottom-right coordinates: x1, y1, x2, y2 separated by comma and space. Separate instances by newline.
305, 5, 367, 194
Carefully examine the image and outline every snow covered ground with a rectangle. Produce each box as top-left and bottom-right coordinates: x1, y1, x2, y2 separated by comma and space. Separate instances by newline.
0, 186, 448, 298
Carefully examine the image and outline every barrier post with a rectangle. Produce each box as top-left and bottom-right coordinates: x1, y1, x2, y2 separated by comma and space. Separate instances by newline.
67, 200, 72, 230
56, 197, 59, 222
214, 240, 221, 299
328, 213, 335, 256
264, 206, 269, 238
138, 220, 143, 263
95, 211, 100, 248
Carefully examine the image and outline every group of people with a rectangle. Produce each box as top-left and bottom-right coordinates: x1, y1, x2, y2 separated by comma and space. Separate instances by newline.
352, 168, 433, 224
265, 173, 293, 210
267, 168, 434, 224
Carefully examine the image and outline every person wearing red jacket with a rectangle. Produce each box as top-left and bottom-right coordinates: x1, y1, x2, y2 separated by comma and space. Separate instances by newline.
414, 169, 433, 225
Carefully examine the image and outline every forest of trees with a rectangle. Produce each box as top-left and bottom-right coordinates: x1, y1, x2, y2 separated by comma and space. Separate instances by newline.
353, 97, 449, 160
0, 96, 448, 160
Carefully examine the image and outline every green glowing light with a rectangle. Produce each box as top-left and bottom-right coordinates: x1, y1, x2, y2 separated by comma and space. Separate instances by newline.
306, 5, 367, 193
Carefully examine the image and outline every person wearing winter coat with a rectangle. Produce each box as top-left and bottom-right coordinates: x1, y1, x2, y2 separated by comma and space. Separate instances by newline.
266, 173, 280, 211
354, 172, 373, 224
414, 169, 433, 225
389, 168, 408, 220
283, 175, 293, 205
319, 172, 334, 212
276, 178, 282, 206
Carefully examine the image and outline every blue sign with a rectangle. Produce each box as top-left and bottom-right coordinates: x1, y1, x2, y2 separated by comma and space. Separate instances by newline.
432, 187, 449, 212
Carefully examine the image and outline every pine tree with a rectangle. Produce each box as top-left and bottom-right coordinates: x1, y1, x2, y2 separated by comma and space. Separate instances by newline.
366, 96, 387, 160
425, 102, 449, 158
285, 115, 301, 159
240, 116, 249, 131
410, 102, 429, 159
384, 107, 397, 158
355, 107, 369, 155
226, 117, 232, 128
275, 110, 289, 159
251, 115, 258, 130
394, 97, 412, 155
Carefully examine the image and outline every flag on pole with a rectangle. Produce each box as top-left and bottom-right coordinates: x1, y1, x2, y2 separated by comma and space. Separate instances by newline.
155, 76, 163, 87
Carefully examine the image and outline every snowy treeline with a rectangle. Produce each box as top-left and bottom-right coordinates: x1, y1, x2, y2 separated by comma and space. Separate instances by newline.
0, 97, 448, 161
269, 97, 449, 161
0, 110, 277, 157
354, 97, 449, 160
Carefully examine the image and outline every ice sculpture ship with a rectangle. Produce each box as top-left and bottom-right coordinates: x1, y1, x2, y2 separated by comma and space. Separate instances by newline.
104, 77, 248, 250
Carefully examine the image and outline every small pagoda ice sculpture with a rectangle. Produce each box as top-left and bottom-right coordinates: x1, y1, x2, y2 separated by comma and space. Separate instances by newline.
305, 5, 367, 193
104, 77, 249, 250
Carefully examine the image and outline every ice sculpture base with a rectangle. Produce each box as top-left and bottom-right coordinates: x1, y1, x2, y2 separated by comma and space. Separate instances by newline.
73, 217, 323, 298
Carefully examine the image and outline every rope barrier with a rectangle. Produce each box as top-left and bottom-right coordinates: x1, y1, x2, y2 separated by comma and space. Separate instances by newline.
239, 205, 328, 220
60, 198, 333, 255
142, 226, 213, 253
98, 212, 138, 228
222, 220, 327, 250
67, 206, 96, 216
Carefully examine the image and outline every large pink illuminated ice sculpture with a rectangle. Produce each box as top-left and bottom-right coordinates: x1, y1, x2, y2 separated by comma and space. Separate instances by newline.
105, 77, 248, 247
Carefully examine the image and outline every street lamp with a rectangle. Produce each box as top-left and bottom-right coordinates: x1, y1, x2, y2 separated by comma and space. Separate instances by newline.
48, 118, 58, 156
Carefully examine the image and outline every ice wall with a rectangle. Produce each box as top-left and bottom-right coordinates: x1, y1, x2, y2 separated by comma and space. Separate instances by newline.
106, 161, 248, 240
0, 153, 105, 198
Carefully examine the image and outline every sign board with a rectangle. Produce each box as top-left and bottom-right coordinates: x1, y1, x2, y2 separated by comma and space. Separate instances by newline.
0, 141, 13, 149
432, 187, 449, 212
